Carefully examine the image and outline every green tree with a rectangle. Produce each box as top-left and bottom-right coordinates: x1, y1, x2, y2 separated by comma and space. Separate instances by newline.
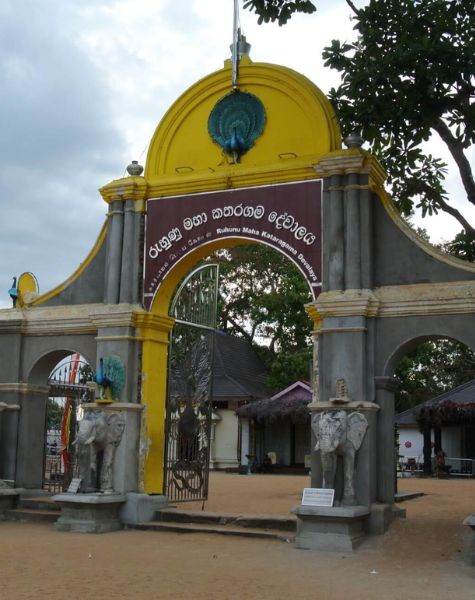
395, 339, 475, 413
211, 244, 313, 391
440, 231, 475, 262
243, 0, 317, 25
46, 398, 63, 430
245, 0, 475, 239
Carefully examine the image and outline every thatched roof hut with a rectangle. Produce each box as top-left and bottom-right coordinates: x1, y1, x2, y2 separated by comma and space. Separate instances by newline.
237, 381, 312, 424
396, 378, 475, 430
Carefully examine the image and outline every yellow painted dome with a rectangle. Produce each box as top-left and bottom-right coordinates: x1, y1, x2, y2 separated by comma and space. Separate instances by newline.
145, 56, 341, 198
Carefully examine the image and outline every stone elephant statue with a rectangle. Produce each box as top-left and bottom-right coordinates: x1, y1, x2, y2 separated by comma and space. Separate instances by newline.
76, 411, 125, 493
311, 410, 368, 506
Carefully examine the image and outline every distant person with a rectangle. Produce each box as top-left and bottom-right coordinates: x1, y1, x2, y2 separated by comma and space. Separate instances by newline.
436, 449, 450, 476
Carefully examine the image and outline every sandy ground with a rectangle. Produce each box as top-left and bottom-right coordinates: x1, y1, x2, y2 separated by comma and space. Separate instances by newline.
1, 473, 474, 600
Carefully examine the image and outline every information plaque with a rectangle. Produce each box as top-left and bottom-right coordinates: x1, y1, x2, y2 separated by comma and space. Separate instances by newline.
67, 478, 82, 494
301, 487, 334, 507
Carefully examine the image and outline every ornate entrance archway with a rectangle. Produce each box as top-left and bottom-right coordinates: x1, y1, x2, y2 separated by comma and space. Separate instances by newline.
1, 49, 475, 547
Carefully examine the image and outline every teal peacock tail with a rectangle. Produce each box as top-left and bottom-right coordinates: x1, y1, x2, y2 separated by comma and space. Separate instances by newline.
103, 355, 126, 400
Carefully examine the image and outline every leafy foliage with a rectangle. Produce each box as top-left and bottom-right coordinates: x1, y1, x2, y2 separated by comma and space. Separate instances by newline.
245, 0, 475, 236
322, 0, 475, 235
78, 363, 94, 385
210, 244, 312, 391
266, 346, 312, 391
243, 0, 316, 25
440, 231, 475, 262
395, 339, 475, 413
231, 2, 475, 398
47, 398, 63, 430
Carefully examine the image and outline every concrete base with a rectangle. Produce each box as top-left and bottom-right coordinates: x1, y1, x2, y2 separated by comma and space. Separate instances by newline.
292, 504, 370, 552
392, 503, 407, 520
53, 493, 126, 533
0, 489, 20, 518
120, 493, 168, 525
463, 514, 475, 566
366, 503, 393, 534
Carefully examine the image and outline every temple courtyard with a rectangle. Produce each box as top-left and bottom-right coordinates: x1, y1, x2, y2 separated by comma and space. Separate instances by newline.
1, 473, 473, 599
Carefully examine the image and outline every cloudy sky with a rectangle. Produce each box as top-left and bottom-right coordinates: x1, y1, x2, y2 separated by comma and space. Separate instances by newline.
1, 0, 473, 308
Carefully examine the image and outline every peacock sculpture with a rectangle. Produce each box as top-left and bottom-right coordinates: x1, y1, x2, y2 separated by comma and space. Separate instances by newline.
208, 90, 266, 164
8, 277, 18, 308
223, 127, 246, 164
95, 356, 126, 402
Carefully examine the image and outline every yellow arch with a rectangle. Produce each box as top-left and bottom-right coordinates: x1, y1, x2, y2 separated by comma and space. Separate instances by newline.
140, 58, 339, 493
145, 56, 341, 198
141, 233, 316, 492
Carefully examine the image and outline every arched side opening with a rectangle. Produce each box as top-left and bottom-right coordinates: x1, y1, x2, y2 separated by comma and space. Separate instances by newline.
28, 348, 94, 385
44, 354, 94, 492
383, 334, 475, 379
373, 318, 475, 503
385, 335, 475, 479
16, 350, 94, 490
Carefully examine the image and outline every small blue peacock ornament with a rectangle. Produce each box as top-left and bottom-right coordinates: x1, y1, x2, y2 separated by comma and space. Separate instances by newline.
95, 356, 126, 402
8, 277, 18, 308
208, 90, 266, 163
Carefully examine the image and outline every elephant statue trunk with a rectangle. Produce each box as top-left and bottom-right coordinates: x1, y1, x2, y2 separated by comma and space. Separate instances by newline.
312, 410, 368, 506
76, 411, 125, 493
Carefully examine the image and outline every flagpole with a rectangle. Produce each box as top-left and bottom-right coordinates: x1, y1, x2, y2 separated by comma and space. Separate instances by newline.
231, 0, 239, 88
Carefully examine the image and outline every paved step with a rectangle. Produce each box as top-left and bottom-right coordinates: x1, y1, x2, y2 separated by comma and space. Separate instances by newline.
395, 491, 425, 503
130, 520, 294, 542
5, 508, 59, 523
156, 508, 296, 532
18, 497, 60, 511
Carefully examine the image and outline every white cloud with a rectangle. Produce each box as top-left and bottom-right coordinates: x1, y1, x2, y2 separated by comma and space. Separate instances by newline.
0, 0, 472, 308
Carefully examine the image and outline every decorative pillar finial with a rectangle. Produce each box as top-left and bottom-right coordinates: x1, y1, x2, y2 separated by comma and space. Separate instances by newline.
344, 133, 364, 149
126, 160, 144, 176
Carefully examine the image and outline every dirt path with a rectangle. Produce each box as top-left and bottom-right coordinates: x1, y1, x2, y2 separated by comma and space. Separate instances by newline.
1, 474, 474, 600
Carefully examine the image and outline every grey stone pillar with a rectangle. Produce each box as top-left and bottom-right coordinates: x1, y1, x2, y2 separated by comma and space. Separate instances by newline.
15, 384, 49, 488
345, 173, 361, 290
374, 376, 398, 504
0, 387, 21, 481
119, 200, 136, 303
323, 174, 344, 291
131, 211, 144, 304
104, 200, 124, 304
359, 178, 373, 290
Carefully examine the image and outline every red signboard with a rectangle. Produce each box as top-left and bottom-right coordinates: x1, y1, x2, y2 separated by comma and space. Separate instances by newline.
143, 180, 322, 310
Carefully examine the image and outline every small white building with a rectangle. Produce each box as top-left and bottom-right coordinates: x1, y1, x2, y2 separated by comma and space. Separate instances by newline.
396, 378, 475, 474
237, 380, 312, 470
209, 332, 269, 470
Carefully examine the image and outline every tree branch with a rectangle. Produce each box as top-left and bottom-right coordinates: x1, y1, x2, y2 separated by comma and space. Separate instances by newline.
435, 195, 475, 236
433, 118, 475, 208
223, 310, 255, 344
345, 0, 361, 16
